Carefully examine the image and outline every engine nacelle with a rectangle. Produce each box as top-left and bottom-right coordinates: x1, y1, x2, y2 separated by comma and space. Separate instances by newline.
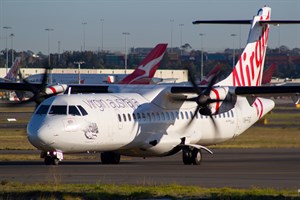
45, 84, 68, 95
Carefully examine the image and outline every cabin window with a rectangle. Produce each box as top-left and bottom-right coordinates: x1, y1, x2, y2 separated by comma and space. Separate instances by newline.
77, 105, 88, 116
118, 114, 121, 122
151, 112, 155, 121
170, 112, 175, 120
176, 111, 179, 120
147, 113, 151, 122
190, 111, 194, 119
180, 112, 184, 119
166, 112, 170, 121
128, 113, 132, 121
142, 113, 146, 121
161, 112, 165, 121
49, 105, 67, 115
223, 113, 226, 118
156, 112, 160, 121
36, 105, 50, 115
123, 114, 127, 122
185, 111, 189, 119
137, 113, 141, 121
133, 113, 136, 121
69, 105, 81, 116
231, 110, 234, 117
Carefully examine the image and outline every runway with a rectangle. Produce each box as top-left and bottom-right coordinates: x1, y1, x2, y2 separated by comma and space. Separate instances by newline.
0, 148, 299, 189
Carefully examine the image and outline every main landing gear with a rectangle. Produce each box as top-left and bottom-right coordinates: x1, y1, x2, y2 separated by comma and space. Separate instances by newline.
182, 146, 202, 165
41, 151, 63, 165
100, 151, 121, 164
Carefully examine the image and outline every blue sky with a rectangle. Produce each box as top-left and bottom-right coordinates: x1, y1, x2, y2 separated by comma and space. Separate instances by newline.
1, 0, 300, 54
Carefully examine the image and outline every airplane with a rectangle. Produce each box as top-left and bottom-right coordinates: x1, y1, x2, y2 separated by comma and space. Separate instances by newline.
0, 57, 26, 101
25, 43, 168, 85
0, 57, 21, 83
4, 6, 300, 165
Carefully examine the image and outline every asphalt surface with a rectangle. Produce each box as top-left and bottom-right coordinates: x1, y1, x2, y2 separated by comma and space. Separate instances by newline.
0, 148, 299, 189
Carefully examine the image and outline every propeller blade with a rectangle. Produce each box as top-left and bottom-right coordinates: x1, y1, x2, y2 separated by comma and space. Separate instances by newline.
188, 68, 201, 94
186, 105, 201, 127
209, 114, 219, 134
9, 68, 50, 109
201, 73, 219, 96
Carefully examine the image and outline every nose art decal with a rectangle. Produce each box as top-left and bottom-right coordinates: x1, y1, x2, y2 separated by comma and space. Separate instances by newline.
83, 123, 99, 140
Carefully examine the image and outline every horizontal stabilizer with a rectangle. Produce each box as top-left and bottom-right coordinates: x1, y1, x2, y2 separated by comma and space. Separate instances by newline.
193, 20, 300, 25
291, 94, 300, 104
260, 20, 300, 25
193, 20, 251, 24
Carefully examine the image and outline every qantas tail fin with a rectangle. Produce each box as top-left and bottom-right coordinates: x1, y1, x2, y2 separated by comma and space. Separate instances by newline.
262, 63, 276, 85
4, 57, 21, 82
118, 43, 168, 84
199, 64, 222, 85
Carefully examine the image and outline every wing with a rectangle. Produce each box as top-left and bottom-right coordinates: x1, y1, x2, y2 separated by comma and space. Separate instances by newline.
170, 85, 300, 104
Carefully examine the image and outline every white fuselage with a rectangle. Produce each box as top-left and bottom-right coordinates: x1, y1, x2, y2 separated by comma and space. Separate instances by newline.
27, 85, 275, 157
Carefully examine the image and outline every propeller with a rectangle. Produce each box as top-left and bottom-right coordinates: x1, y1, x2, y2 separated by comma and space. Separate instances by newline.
184, 69, 223, 130
12, 68, 52, 108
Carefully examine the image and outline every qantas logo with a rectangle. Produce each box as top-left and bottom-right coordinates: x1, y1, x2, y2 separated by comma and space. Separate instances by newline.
127, 54, 164, 84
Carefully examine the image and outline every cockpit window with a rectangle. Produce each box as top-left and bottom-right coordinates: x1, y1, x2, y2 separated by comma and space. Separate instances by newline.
49, 105, 67, 115
69, 105, 81, 116
77, 105, 88, 116
36, 105, 50, 115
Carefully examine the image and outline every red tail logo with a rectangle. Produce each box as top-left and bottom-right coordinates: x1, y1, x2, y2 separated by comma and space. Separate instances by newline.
119, 43, 167, 84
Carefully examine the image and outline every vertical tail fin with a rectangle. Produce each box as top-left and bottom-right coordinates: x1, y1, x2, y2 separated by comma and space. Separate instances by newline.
217, 7, 271, 86
119, 43, 168, 84
262, 63, 276, 85
4, 57, 21, 82
199, 64, 222, 85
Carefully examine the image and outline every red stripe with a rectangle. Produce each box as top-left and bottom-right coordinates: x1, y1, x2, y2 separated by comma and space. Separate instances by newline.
245, 65, 251, 86
212, 89, 220, 113
49, 86, 57, 94
239, 56, 245, 86
257, 98, 264, 118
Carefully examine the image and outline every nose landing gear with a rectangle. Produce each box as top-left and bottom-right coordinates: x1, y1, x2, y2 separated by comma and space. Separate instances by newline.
41, 151, 63, 165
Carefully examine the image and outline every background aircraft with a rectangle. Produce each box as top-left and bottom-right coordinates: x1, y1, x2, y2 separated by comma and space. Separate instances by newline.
25, 43, 168, 85
0, 44, 168, 103
24, 6, 300, 165
0, 57, 21, 83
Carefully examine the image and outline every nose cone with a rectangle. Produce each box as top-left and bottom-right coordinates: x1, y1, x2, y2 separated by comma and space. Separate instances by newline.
27, 116, 55, 150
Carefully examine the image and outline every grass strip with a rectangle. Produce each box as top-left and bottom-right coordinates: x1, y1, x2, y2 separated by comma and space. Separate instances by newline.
216, 126, 300, 148
0, 182, 299, 200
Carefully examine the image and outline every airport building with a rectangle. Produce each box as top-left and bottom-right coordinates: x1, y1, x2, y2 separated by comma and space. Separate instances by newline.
0, 68, 188, 83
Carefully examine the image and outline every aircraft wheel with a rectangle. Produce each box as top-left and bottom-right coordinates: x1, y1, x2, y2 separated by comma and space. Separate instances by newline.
44, 155, 60, 165
110, 153, 121, 164
44, 155, 53, 165
182, 147, 193, 165
101, 152, 120, 164
192, 148, 202, 165
52, 157, 60, 165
